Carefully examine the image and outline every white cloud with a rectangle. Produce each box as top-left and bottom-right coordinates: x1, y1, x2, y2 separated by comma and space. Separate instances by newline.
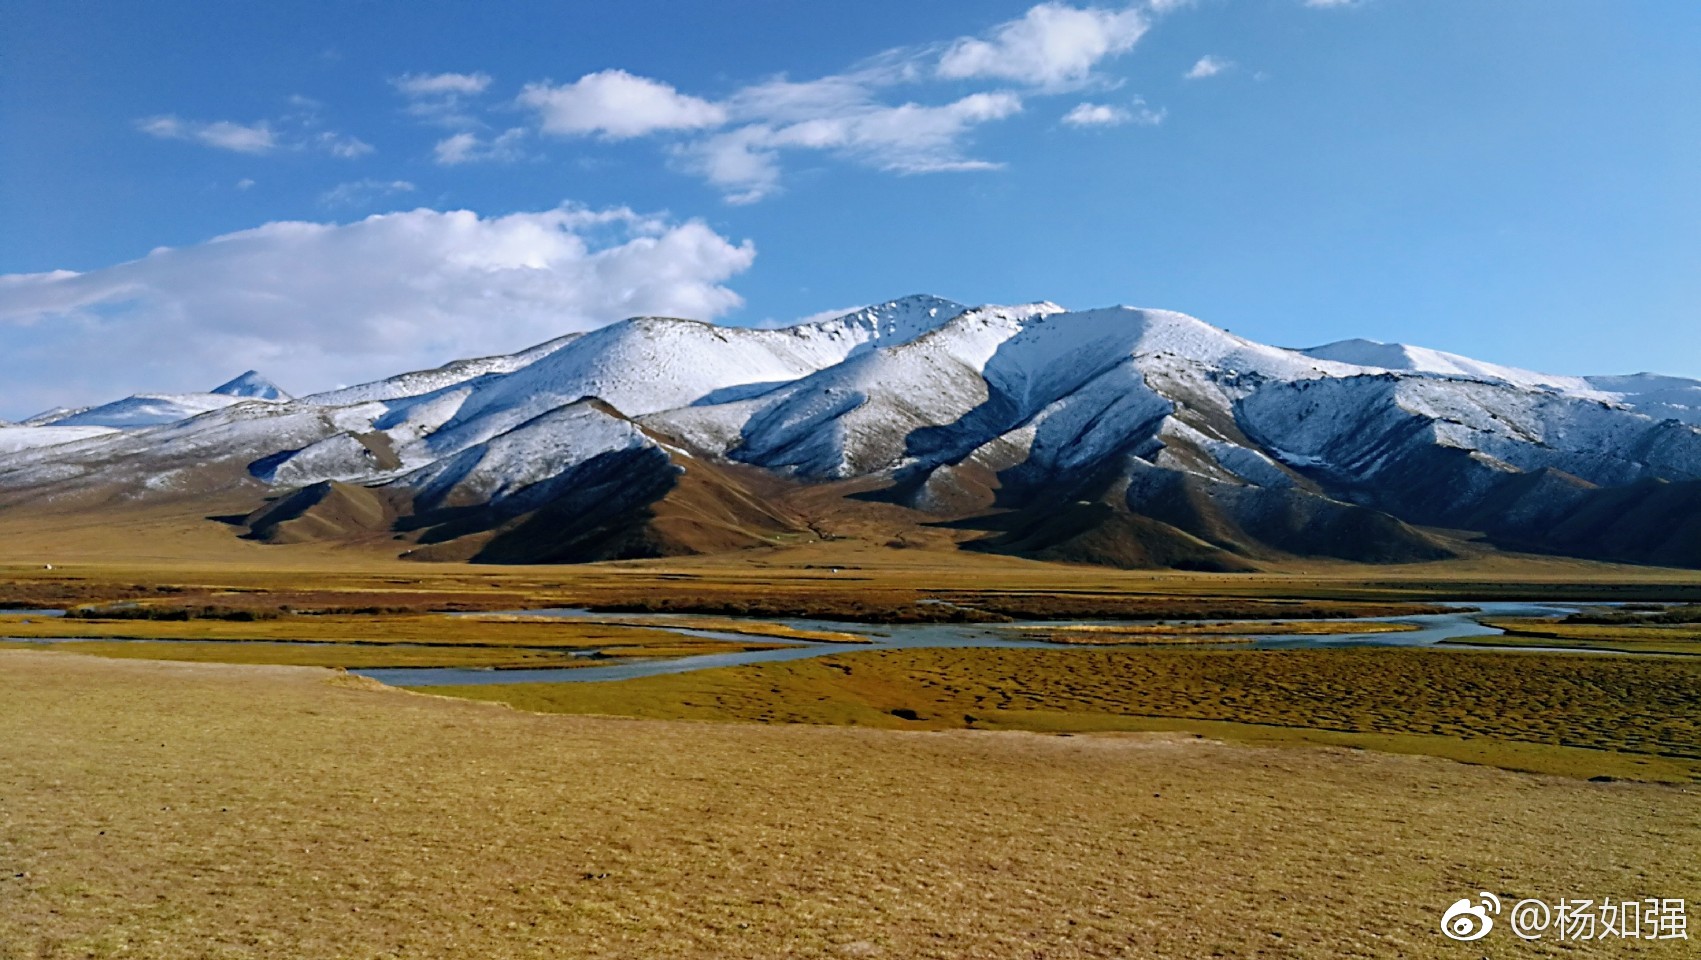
682, 92, 1021, 203
317, 179, 416, 209
315, 131, 375, 158
1063, 102, 1126, 126
434, 128, 528, 165
196, 121, 277, 154
138, 108, 369, 157
235, 178, 256, 191
679, 128, 783, 205
938, 3, 1150, 88
0, 207, 756, 413
1184, 54, 1232, 79
1302, 0, 1359, 7
391, 72, 492, 97
391, 72, 494, 127
139, 116, 276, 154
519, 70, 727, 139
492, 4, 1170, 201
1062, 97, 1164, 127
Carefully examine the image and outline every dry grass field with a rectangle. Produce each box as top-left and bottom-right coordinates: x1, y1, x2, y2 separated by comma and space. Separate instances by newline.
435, 646, 1701, 783
2, 650, 1697, 960
1010, 620, 1419, 644
1466, 618, 1701, 656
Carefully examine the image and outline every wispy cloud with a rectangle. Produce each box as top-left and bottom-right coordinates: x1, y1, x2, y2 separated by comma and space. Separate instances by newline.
389, 3, 1186, 202
392, 71, 492, 97
433, 128, 529, 165
1062, 96, 1164, 127
137, 99, 370, 158
391, 71, 494, 127
680, 92, 1022, 204
138, 116, 276, 154
1184, 54, 1232, 79
317, 179, 415, 209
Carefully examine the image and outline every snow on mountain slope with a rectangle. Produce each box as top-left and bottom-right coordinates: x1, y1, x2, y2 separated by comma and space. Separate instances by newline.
666, 305, 1342, 483
4, 294, 1700, 568
653, 303, 1055, 478
417, 297, 972, 461
45, 393, 259, 429
27, 373, 293, 431
0, 425, 120, 454
212, 371, 291, 400
781, 295, 968, 356
302, 334, 584, 407
1587, 373, 1701, 425
402, 399, 659, 512
0, 400, 345, 499
1238, 374, 1701, 490
21, 406, 91, 426
1301, 338, 1603, 396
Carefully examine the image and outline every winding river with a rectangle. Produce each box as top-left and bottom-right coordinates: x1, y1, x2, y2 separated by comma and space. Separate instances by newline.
353, 601, 1595, 687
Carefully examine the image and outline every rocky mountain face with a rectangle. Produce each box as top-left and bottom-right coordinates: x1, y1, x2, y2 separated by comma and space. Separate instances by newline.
2, 295, 1698, 568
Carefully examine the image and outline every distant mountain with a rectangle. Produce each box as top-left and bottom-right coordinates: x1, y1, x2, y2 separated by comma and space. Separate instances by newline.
20, 372, 290, 429
2, 297, 1699, 569
212, 371, 291, 401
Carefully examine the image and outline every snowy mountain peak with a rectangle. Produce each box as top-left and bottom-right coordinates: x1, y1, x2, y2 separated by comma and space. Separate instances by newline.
212, 371, 291, 401
794, 295, 968, 350
20, 406, 89, 427
4, 294, 1701, 569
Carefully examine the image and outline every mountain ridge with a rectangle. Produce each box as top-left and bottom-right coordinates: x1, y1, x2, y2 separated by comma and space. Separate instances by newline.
2, 296, 1698, 569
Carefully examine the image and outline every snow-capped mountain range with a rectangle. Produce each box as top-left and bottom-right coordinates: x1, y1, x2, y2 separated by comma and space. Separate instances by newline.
2, 296, 1698, 567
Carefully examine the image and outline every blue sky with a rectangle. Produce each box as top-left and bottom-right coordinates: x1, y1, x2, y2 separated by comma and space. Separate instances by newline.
1, 0, 1697, 416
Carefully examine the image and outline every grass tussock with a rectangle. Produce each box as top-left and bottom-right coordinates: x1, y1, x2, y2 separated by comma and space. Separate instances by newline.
1014, 620, 1419, 644
0, 640, 608, 670
436, 646, 1701, 783
67, 603, 282, 621
472, 613, 871, 644
1564, 603, 1701, 625
0, 612, 685, 647
1469, 617, 1701, 656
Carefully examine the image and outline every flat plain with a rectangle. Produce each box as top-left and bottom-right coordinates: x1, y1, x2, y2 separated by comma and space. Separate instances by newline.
3, 651, 1698, 960
2, 541, 1700, 958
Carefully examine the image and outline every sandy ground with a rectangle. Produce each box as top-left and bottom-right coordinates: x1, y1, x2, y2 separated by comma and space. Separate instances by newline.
1, 650, 1697, 959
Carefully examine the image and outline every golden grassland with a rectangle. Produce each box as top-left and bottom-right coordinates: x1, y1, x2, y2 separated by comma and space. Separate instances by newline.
434, 646, 1701, 783
0, 612, 698, 647
0, 612, 799, 669
0, 606, 862, 669
474, 613, 871, 644
0, 639, 610, 670
1011, 620, 1419, 645
1461, 618, 1701, 656
2, 650, 1697, 960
